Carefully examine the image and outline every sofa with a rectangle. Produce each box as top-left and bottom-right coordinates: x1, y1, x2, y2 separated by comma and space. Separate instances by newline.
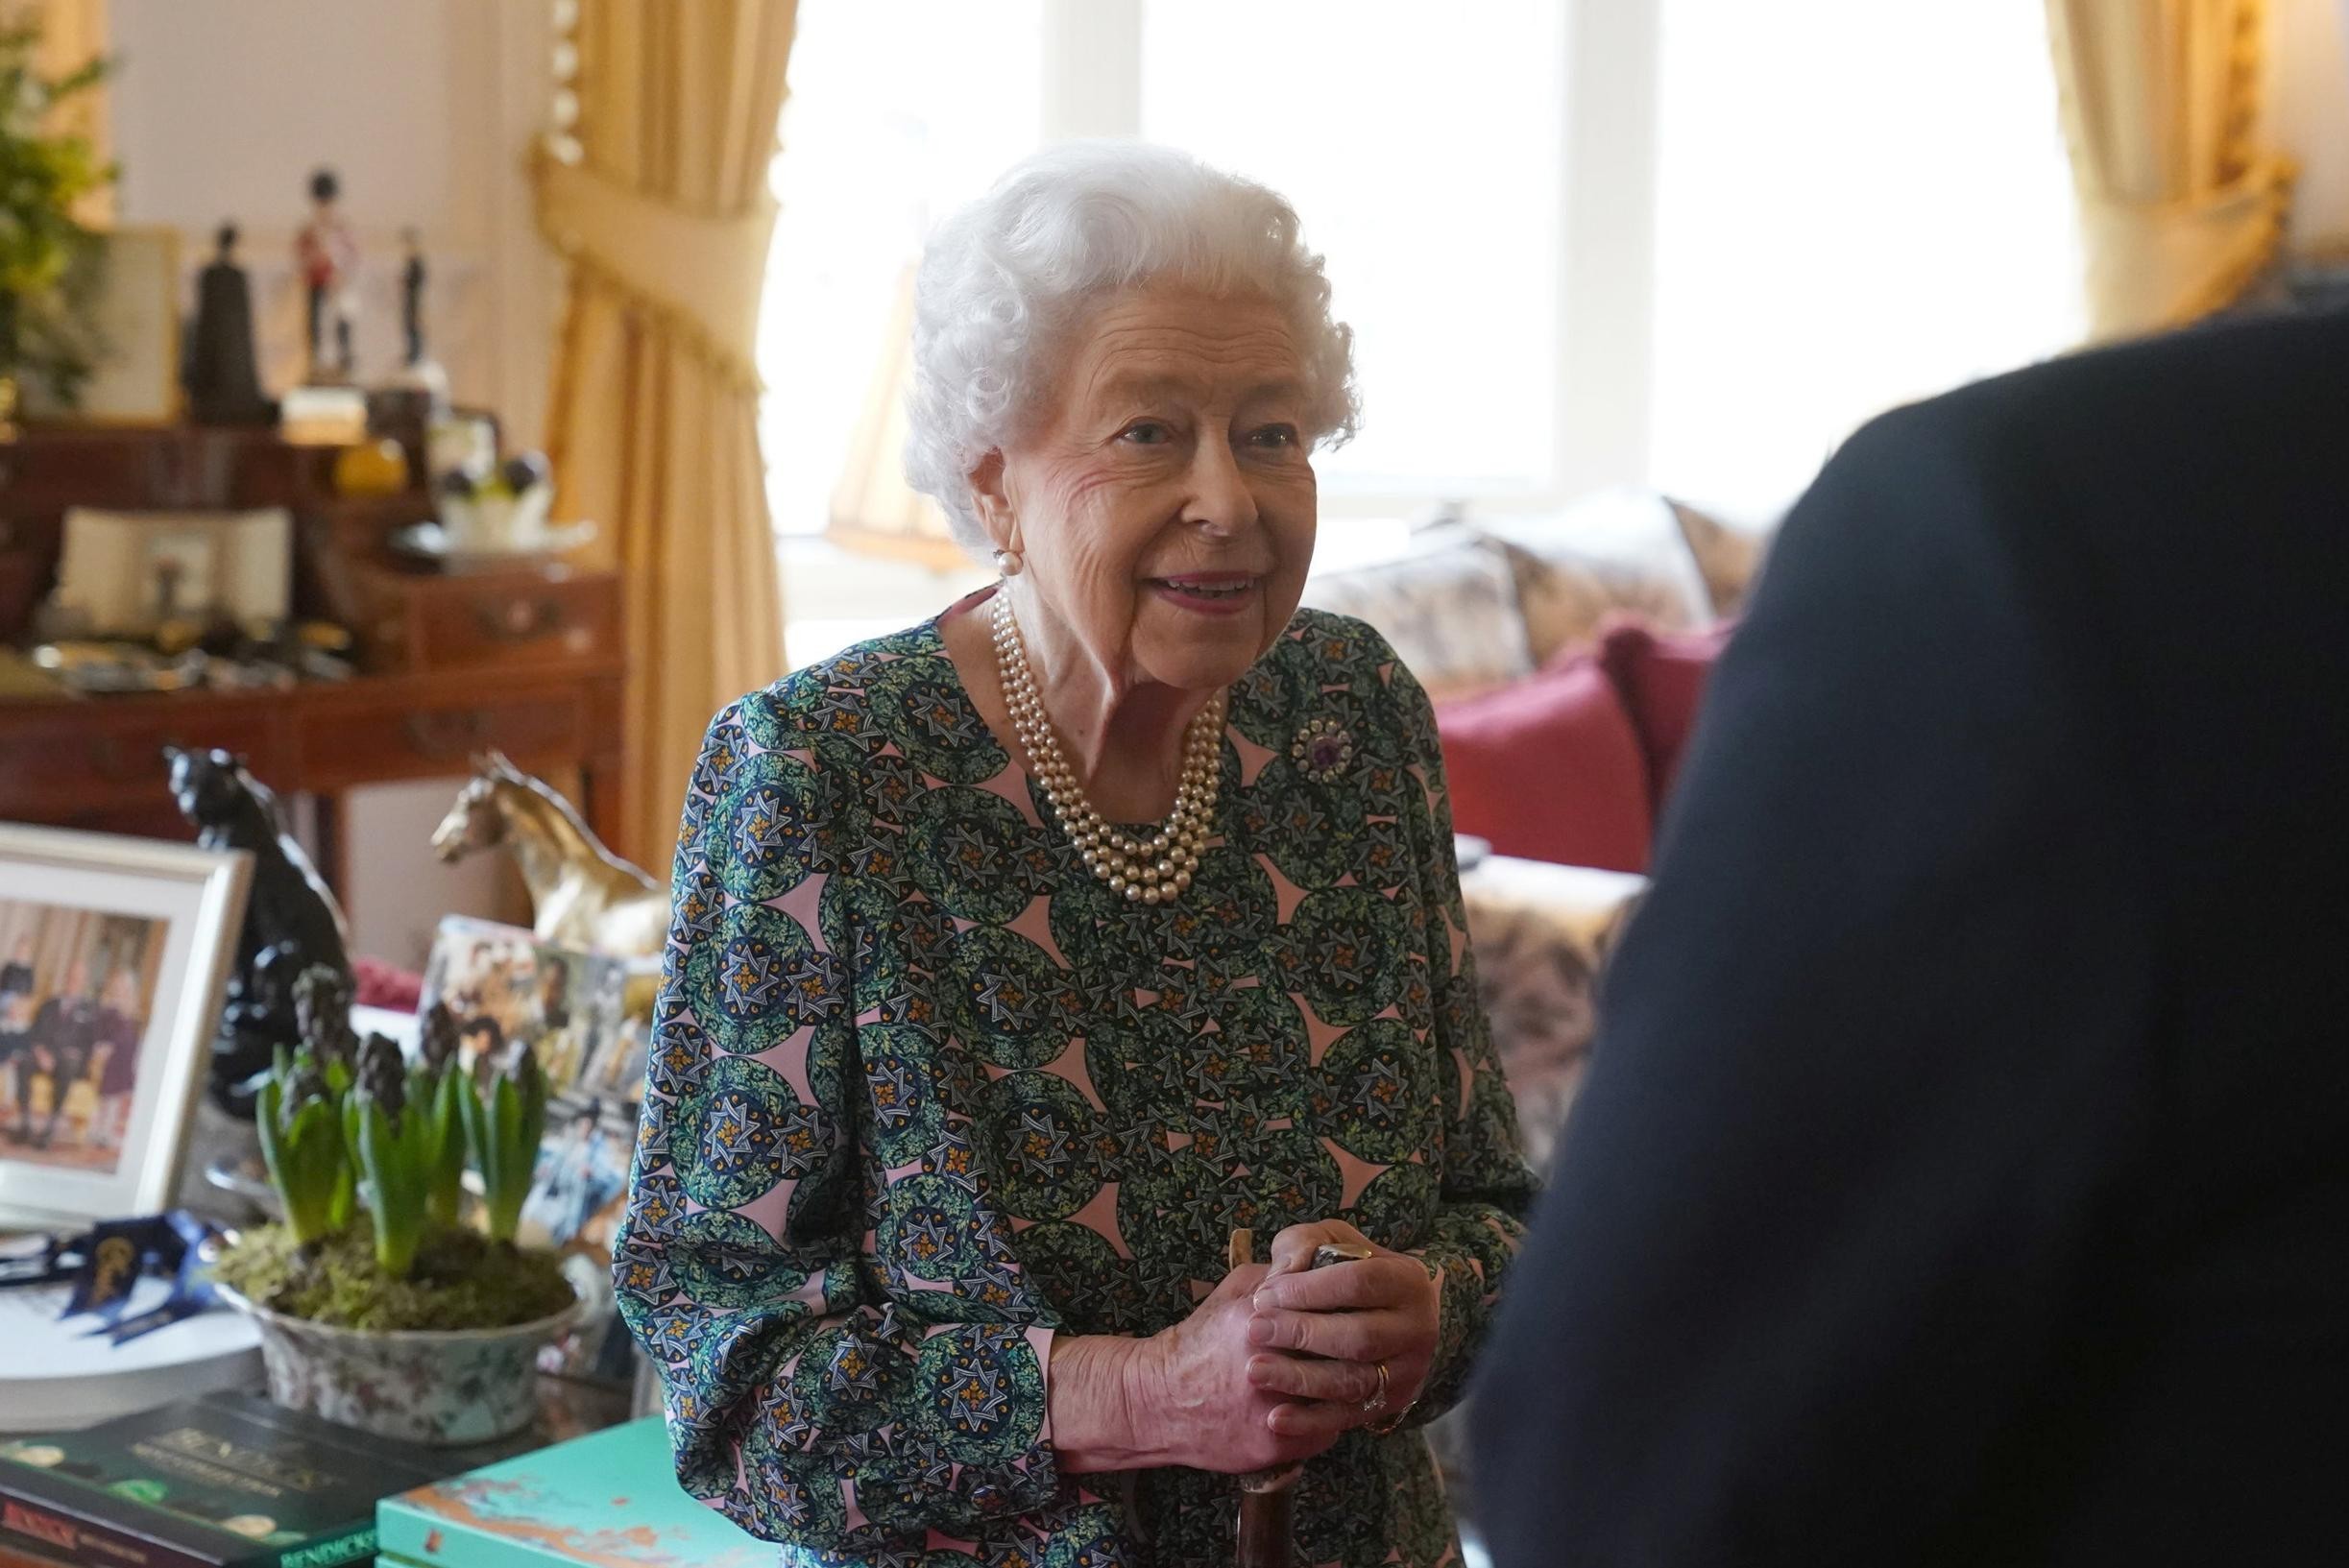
1300, 487, 1776, 1166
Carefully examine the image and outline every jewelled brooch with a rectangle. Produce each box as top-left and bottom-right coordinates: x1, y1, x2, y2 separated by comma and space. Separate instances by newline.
1291, 717, 1357, 784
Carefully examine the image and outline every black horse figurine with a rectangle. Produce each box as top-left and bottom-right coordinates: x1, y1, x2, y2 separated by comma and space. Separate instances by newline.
166, 747, 351, 1113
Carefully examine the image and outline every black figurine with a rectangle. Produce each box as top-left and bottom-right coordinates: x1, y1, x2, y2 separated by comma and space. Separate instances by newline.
182, 223, 274, 424
400, 227, 427, 368
166, 748, 351, 1114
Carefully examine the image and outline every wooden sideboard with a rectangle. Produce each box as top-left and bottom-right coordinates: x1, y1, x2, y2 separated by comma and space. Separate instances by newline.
0, 422, 625, 889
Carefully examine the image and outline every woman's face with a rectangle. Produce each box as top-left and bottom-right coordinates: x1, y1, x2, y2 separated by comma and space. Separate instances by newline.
978, 286, 1319, 695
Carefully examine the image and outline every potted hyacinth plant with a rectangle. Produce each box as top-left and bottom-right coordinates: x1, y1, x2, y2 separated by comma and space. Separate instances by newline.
208, 974, 577, 1444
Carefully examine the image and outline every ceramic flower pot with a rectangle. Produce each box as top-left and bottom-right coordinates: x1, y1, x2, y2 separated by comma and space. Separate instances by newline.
214, 1284, 580, 1446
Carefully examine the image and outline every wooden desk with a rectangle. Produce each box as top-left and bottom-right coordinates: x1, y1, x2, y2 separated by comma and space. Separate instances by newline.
0, 422, 626, 888
0, 662, 625, 889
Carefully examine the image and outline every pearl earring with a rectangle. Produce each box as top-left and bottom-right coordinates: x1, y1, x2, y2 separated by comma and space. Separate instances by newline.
993, 547, 1024, 578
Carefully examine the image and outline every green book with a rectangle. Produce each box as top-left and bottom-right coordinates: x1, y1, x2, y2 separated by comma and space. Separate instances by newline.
377, 1417, 768, 1568
0, 1391, 496, 1568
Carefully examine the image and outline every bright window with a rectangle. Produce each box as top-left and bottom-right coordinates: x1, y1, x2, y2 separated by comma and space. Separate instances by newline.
1648, 0, 2084, 517
1139, 0, 1569, 505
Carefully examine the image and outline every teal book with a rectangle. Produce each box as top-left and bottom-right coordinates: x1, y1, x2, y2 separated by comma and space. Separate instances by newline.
377, 1417, 769, 1568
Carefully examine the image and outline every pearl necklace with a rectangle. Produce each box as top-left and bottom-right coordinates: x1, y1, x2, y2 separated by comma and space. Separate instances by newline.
990, 591, 1223, 905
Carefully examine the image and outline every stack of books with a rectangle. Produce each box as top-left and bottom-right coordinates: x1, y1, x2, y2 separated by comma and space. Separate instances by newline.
0, 1391, 530, 1568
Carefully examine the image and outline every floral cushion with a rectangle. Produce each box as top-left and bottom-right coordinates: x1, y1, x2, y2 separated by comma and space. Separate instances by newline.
1300, 527, 1535, 703
1481, 489, 1717, 663
1669, 497, 1777, 618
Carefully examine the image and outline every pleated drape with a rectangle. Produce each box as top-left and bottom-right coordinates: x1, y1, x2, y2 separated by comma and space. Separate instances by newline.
2046, 0, 2295, 339
534, 0, 797, 866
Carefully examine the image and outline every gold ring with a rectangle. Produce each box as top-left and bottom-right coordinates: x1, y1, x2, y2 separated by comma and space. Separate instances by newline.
1361, 1360, 1390, 1414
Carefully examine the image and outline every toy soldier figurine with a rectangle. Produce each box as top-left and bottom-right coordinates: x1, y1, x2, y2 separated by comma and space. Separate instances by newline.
182, 223, 273, 424
295, 168, 359, 383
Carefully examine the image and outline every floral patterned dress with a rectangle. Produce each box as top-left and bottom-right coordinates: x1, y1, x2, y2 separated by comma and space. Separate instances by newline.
616, 600, 1536, 1567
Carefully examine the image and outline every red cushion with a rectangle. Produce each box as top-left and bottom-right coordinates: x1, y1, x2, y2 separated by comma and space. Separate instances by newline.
1595, 615, 1732, 807
1435, 654, 1654, 873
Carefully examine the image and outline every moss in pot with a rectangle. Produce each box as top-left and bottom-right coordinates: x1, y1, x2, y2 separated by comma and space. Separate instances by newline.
211, 995, 576, 1444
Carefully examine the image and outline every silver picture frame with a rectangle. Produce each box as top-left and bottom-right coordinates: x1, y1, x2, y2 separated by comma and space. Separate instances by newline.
0, 824, 251, 1228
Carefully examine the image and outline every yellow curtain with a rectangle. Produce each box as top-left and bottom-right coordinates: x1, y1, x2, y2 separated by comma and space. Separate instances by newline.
16, 0, 111, 224
2046, 0, 2295, 341
534, 0, 796, 867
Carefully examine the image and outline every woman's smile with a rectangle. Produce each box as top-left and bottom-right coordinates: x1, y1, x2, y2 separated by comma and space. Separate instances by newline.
1146, 570, 1260, 615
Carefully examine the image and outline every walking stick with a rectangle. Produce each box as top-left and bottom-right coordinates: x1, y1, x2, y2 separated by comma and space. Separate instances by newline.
1229, 1229, 1377, 1568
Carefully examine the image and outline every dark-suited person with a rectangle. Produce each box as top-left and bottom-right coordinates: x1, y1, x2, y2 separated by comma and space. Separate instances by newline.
1472, 308, 2349, 1566
21, 958, 99, 1149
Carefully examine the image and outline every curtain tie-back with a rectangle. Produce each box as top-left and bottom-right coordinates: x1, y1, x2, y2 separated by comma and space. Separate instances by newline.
2076, 151, 2295, 338
532, 142, 776, 389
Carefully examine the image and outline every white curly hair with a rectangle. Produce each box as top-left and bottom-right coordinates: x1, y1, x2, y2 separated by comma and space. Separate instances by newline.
903, 140, 1359, 552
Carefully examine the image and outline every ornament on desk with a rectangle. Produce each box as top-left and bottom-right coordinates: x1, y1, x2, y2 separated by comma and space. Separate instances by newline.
295, 168, 359, 385
182, 223, 274, 425
165, 748, 351, 1117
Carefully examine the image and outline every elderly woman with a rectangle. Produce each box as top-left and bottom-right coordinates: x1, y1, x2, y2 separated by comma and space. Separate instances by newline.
616, 142, 1535, 1566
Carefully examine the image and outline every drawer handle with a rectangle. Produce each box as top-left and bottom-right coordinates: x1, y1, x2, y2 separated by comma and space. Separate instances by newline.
474, 597, 568, 640
402, 710, 493, 759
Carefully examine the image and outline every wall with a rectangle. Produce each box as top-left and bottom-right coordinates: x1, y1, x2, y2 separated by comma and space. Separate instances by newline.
2274, 0, 2349, 248
109, 0, 566, 967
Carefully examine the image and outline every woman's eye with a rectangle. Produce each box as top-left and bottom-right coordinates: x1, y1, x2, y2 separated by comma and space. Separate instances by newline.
1119, 421, 1173, 446
1248, 424, 1300, 449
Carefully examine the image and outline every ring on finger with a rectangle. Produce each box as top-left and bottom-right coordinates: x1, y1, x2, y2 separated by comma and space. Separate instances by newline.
1360, 1360, 1390, 1414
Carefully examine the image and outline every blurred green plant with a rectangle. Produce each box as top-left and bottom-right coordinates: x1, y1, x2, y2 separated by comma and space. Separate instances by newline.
0, 22, 114, 408
463, 1043, 549, 1246
254, 1047, 351, 1250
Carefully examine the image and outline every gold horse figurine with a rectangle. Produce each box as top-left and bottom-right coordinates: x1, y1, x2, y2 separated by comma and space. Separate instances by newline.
430, 752, 667, 959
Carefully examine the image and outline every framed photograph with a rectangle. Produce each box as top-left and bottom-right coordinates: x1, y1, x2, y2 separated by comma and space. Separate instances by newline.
20, 226, 184, 425
0, 826, 251, 1228
49, 507, 294, 637
415, 916, 642, 1106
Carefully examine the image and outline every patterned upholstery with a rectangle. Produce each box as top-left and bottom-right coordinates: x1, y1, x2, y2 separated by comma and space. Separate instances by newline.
1300, 528, 1535, 704
1482, 489, 1718, 664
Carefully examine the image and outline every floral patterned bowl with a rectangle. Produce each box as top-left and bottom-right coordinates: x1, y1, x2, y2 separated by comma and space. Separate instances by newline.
214, 1284, 581, 1446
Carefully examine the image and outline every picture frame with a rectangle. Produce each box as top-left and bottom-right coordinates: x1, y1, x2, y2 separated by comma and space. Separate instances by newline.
19, 226, 184, 426
48, 507, 294, 637
0, 825, 251, 1228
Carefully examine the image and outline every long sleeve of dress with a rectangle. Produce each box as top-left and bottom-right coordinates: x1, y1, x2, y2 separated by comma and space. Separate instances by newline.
1383, 651, 1541, 1423
614, 695, 1062, 1553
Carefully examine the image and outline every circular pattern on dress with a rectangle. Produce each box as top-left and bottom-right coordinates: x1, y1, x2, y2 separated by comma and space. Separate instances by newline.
1037, 1504, 1131, 1568
1083, 1003, 1192, 1128
712, 752, 837, 902
1276, 885, 1408, 1026
879, 1171, 979, 1283
643, 1000, 713, 1098
741, 1419, 848, 1541
858, 1023, 949, 1169
819, 875, 952, 1011
674, 1055, 830, 1210
1237, 757, 1365, 893
1223, 1127, 1342, 1240
1344, 1159, 1439, 1251
1207, 983, 1311, 1113
917, 1323, 1044, 1465
1171, 846, 1275, 968
870, 652, 1008, 784
791, 1324, 910, 1435
1116, 1146, 1230, 1289
685, 902, 835, 1054
976, 1071, 1105, 1222
667, 860, 725, 946
1011, 1220, 1147, 1334
1312, 1018, 1431, 1163
909, 785, 1052, 924
667, 1210, 808, 1311
942, 926, 1078, 1071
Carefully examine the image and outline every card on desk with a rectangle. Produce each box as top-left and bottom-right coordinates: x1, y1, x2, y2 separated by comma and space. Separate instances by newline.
377, 1416, 766, 1568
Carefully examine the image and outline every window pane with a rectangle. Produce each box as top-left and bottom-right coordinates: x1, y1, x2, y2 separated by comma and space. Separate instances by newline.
759, 0, 1044, 538
1650, 0, 2084, 516
1140, 0, 1568, 500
